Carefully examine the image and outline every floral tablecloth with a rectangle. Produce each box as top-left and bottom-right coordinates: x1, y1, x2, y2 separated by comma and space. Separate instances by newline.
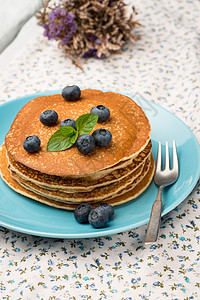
0, 0, 200, 299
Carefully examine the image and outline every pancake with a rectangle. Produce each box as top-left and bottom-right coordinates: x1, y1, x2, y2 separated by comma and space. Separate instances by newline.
10, 155, 151, 203
7, 141, 152, 192
5, 90, 151, 177
0, 144, 155, 210
1, 89, 154, 212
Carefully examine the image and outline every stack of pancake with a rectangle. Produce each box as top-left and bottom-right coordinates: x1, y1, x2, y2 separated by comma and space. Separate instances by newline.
0, 89, 155, 210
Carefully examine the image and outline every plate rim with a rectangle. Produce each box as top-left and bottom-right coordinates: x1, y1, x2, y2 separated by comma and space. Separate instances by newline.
0, 90, 199, 238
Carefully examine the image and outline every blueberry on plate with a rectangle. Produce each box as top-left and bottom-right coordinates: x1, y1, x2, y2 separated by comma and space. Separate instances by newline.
76, 134, 95, 155
62, 85, 81, 101
60, 118, 76, 129
98, 203, 114, 220
74, 204, 93, 224
88, 206, 109, 228
92, 129, 112, 147
23, 135, 41, 153
90, 105, 110, 122
40, 110, 58, 126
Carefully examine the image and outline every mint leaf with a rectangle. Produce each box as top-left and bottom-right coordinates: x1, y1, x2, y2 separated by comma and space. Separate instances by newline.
70, 130, 78, 144
47, 127, 76, 152
75, 113, 98, 135
47, 113, 99, 152
59, 126, 76, 136
47, 135, 73, 152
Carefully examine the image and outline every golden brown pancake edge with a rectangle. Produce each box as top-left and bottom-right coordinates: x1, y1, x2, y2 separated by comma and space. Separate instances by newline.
0, 144, 155, 210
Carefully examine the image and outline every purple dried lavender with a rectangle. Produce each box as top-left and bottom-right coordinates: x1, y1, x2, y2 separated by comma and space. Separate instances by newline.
82, 49, 97, 58
83, 35, 106, 58
43, 7, 77, 44
83, 48, 105, 59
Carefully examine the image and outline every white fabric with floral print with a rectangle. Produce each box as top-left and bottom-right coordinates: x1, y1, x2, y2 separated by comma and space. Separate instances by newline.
0, 1, 200, 299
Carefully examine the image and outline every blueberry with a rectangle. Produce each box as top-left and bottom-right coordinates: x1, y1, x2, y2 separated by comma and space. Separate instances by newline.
74, 204, 93, 224
90, 105, 110, 122
92, 129, 112, 147
23, 135, 41, 153
60, 118, 76, 129
98, 203, 114, 220
40, 110, 58, 126
62, 85, 81, 101
76, 134, 95, 155
88, 206, 109, 228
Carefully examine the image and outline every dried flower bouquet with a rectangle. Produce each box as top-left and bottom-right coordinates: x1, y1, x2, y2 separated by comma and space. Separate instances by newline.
36, 0, 140, 69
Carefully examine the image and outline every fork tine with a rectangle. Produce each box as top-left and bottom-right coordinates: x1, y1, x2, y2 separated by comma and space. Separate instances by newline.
164, 141, 170, 170
172, 140, 179, 172
156, 142, 162, 172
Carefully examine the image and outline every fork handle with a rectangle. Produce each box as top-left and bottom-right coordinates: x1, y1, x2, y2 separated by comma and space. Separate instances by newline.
145, 186, 163, 244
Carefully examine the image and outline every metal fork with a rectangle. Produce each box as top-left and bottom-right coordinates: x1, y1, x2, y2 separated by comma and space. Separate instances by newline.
145, 140, 179, 244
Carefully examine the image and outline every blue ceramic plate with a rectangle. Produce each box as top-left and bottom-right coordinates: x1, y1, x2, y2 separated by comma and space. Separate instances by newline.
0, 91, 200, 238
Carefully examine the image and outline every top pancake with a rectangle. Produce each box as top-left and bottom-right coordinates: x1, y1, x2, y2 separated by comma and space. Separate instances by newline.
5, 89, 151, 176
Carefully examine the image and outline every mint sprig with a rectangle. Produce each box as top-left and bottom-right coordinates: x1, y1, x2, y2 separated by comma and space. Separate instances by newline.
47, 113, 98, 152
75, 113, 98, 135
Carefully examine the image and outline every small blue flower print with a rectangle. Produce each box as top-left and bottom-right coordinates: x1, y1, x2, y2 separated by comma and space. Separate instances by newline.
83, 277, 89, 281
173, 243, 179, 249
131, 233, 138, 238
131, 278, 137, 284
98, 241, 104, 246
177, 283, 182, 287
187, 268, 193, 272
153, 256, 159, 261
14, 248, 20, 252
48, 259, 54, 265
187, 245, 192, 249
150, 245, 157, 249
